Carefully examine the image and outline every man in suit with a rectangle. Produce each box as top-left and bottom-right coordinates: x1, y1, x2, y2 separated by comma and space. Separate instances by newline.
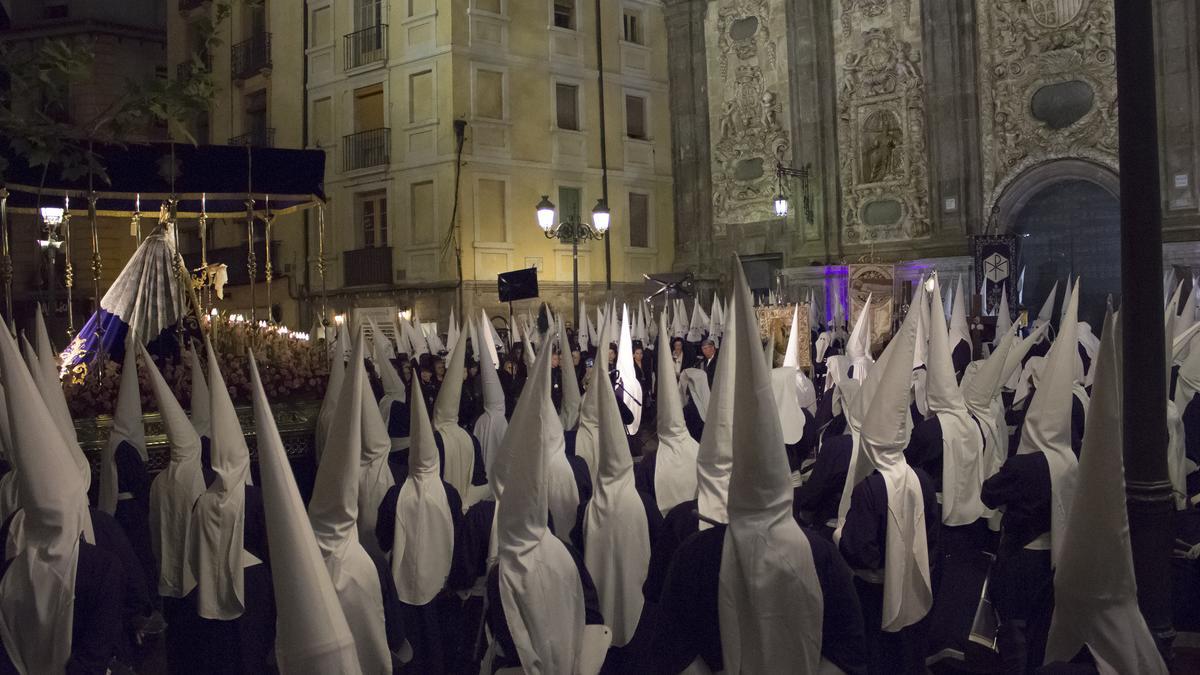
699, 339, 719, 386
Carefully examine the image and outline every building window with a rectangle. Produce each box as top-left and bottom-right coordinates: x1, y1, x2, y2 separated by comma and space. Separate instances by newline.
311, 7, 331, 46
474, 69, 505, 120
625, 94, 646, 140
354, 83, 385, 132
629, 192, 650, 248
358, 0, 383, 29
476, 178, 508, 242
409, 70, 434, 123
357, 191, 388, 248
474, 0, 503, 14
558, 186, 582, 225
556, 83, 579, 131
553, 1, 575, 30
244, 90, 268, 141
408, 0, 433, 17
623, 9, 644, 44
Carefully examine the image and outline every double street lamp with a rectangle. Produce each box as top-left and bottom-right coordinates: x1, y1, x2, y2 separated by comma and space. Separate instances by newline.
536, 195, 610, 331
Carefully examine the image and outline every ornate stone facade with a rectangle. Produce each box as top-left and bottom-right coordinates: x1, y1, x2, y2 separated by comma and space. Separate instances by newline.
977, 0, 1118, 222
833, 0, 931, 246
705, 0, 792, 234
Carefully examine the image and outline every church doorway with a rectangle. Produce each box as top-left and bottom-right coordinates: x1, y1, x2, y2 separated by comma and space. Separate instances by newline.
994, 160, 1121, 330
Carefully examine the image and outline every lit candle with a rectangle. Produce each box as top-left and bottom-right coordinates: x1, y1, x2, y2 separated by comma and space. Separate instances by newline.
135, 193, 140, 213
201, 193, 206, 213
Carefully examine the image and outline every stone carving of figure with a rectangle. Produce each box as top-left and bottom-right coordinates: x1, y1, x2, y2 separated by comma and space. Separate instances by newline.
761, 91, 779, 131
720, 100, 738, 140
861, 110, 902, 183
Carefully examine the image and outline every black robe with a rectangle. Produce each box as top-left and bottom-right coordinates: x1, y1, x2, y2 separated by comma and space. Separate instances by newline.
839, 469, 940, 675
651, 522, 868, 675
111, 441, 155, 593
794, 434, 853, 536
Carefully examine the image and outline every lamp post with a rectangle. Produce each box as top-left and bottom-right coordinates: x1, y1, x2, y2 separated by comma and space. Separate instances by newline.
773, 162, 815, 224
536, 195, 610, 331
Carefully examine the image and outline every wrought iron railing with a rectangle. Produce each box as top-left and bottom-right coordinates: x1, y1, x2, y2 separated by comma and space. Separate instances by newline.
343, 246, 393, 287
231, 32, 272, 80
344, 24, 388, 70
342, 128, 390, 171
228, 128, 275, 148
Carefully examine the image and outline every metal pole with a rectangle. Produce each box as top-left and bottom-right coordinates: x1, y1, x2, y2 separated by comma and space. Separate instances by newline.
263, 195, 274, 323
1115, 0, 1174, 657
572, 225, 580, 331
0, 185, 11, 332
595, 0, 611, 290
88, 189, 104, 367
62, 196, 74, 338
246, 196, 257, 323
318, 201, 328, 328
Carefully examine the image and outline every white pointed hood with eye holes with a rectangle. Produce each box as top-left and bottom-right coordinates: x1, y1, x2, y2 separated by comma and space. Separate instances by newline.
783, 303, 818, 415
574, 306, 613, 482
558, 317, 582, 431
435, 332, 480, 507
316, 327, 347, 464
307, 332, 392, 673
447, 308, 459, 354
847, 294, 874, 380
189, 347, 212, 440
995, 285, 1013, 345
654, 311, 699, 516
249, 352, 363, 674
928, 277, 986, 526
479, 309, 499, 370
540, 322, 581, 543
966, 329, 1017, 485
370, 317, 406, 408
1017, 281, 1081, 569
496, 328, 586, 675
696, 288, 737, 529
475, 315, 509, 482
859, 284, 932, 633
949, 276, 972, 357
718, 257, 824, 673
584, 315, 651, 647
616, 305, 642, 434
357, 352, 397, 565
1044, 309, 1169, 675
192, 337, 256, 620
687, 299, 706, 343
144, 342, 206, 600
392, 352, 454, 607
100, 332, 147, 516
0, 317, 94, 675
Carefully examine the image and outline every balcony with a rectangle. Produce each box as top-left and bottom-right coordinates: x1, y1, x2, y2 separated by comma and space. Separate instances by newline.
343, 247, 393, 287
343, 128, 390, 171
227, 128, 275, 148
344, 24, 388, 70
231, 33, 271, 81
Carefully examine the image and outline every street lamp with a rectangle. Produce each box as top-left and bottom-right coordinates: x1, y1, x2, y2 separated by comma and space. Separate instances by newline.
773, 162, 815, 224
39, 206, 66, 320
535, 195, 610, 331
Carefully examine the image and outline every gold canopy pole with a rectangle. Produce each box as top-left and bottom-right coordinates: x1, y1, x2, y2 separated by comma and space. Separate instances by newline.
62, 194, 74, 338
317, 200, 328, 335
263, 195, 274, 323
199, 193, 209, 312
245, 145, 257, 323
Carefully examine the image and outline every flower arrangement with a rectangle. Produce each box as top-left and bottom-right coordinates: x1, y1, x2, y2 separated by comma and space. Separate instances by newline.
64, 314, 329, 418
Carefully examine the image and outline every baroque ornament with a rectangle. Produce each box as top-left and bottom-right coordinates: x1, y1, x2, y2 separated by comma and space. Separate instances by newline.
834, 9, 931, 245
706, 0, 791, 232
977, 0, 1117, 221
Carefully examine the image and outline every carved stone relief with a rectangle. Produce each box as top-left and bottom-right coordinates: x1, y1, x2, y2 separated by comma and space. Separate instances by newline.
977, 0, 1117, 222
833, 2, 931, 245
706, 0, 792, 234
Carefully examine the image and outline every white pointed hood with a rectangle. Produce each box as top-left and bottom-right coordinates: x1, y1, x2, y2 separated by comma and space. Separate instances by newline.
762, 329, 776, 370
577, 300, 591, 353
193, 337, 254, 620
27, 313, 90, 491
447, 308, 459, 353
316, 330, 347, 465
1002, 322, 1051, 392
434, 332, 479, 506
0, 314, 93, 675
307, 332, 392, 672
584, 317, 651, 647
558, 318, 582, 430
616, 305, 642, 434
1044, 310, 1168, 674
709, 293, 724, 340
425, 320, 447, 355
475, 315, 508, 482
143, 342, 206, 600
847, 294, 874, 379
696, 288, 737, 529
686, 299, 705, 342
671, 298, 688, 338
371, 319, 406, 409
928, 278, 986, 526
1017, 281, 1081, 568
357, 354, 397, 564
653, 312, 699, 516
496, 327, 586, 674
1033, 281, 1059, 337
719, 256, 824, 673
949, 276, 972, 357
858, 286, 932, 632
189, 347, 211, 439
481, 309, 500, 369
783, 303, 818, 415
972, 330, 1019, 492
249, 352, 362, 674
392, 357, 454, 606
943, 280, 954, 322
574, 306, 614, 482
995, 285, 1012, 344
100, 332, 147, 516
